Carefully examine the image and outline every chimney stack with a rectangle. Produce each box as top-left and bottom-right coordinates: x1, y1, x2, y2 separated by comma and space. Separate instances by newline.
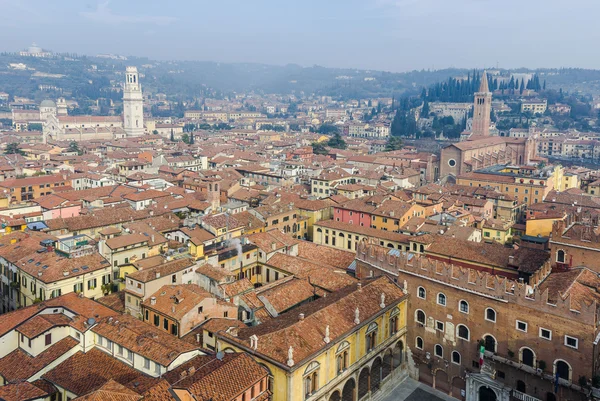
299, 313, 305, 321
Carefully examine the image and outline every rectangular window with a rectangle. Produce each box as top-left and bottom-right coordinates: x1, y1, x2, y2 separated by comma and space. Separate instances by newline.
163, 318, 169, 330
144, 358, 150, 369
118, 345, 124, 355
436, 321, 444, 331
154, 315, 159, 326
539, 328, 552, 340
516, 320, 527, 332
564, 336, 578, 349
45, 333, 52, 346
154, 362, 160, 374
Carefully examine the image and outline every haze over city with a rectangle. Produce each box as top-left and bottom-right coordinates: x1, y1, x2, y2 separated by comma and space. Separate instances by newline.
1, 2, 600, 401
1, 0, 599, 71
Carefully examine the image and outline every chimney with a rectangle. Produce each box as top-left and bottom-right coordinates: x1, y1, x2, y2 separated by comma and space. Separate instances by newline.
171, 305, 176, 313
271, 242, 276, 251
357, 282, 362, 291
156, 272, 161, 278
196, 333, 201, 344
299, 313, 305, 321
150, 297, 156, 305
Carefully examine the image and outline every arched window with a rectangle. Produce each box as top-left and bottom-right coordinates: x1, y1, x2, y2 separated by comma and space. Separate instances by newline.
366, 322, 378, 352
437, 293, 446, 306
336, 342, 350, 374
557, 249, 565, 263
520, 347, 535, 367
434, 344, 443, 358
316, 228, 322, 233
457, 325, 470, 341
459, 300, 469, 314
554, 360, 571, 381
516, 380, 526, 393
416, 337, 423, 349
452, 351, 461, 365
389, 308, 400, 336
485, 308, 496, 322
484, 335, 497, 353
304, 362, 320, 398
417, 287, 426, 299
415, 310, 426, 325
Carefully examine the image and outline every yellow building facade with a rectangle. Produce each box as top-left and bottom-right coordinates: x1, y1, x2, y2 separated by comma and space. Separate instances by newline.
216, 278, 408, 401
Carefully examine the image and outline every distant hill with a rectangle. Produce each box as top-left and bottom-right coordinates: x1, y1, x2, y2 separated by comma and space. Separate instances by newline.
0, 52, 599, 106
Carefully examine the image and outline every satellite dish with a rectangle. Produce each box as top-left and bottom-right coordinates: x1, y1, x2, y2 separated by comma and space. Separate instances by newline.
87, 317, 96, 326
216, 351, 225, 361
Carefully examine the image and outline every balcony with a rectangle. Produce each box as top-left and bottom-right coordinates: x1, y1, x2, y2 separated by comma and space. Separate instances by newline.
512, 390, 541, 401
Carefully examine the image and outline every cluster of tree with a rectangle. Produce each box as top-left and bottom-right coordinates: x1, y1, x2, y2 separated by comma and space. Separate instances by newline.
385, 136, 403, 151
316, 123, 339, 135
4, 143, 23, 155
181, 133, 195, 144
259, 124, 285, 132
390, 109, 417, 138
421, 71, 485, 103
311, 142, 328, 155
68, 141, 83, 155
327, 133, 347, 149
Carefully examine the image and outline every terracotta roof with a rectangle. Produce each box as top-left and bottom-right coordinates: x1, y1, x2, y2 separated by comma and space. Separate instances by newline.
142, 284, 213, 321
16, 313, 72, 338
91, 314, 199, 366
256, 278, 317, 313
0, 382, 49, 401
265, 252, 356, 292
43, 348, 158, 396
296, 240, 355, 270
74, 379, 142, 401
0, 293, 115, 338
127, 259, 193, 283
538, 268, 600, 310
163, 353, 268, 401
0, 336, 79, 382
97, 291, 127, 313
105, 233, 149, 249
220, 277, 405, 368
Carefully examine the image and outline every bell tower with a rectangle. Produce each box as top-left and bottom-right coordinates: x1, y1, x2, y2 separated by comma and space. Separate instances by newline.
472, 71, 492, 136
123, 66, 144, 137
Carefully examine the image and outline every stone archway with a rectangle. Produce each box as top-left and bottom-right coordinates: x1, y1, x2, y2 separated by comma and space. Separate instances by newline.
370, 357, 383, 393
358, 368, 370, 400
342, 378, 356, 401
382, 350, 393, 380
479, 386, 497, 401
392, 341, 403, 368
451, 376, 466, 400
329, 390, 341, 401
434, 369, 450, 394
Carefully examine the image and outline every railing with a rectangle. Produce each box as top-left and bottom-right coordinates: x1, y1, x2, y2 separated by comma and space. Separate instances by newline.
512, 390, 541, 401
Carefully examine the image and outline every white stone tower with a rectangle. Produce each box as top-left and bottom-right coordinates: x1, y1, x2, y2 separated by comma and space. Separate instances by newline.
123, 66, 144, 137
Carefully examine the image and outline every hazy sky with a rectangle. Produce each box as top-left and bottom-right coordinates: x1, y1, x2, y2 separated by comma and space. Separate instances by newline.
1, 0, 598, 72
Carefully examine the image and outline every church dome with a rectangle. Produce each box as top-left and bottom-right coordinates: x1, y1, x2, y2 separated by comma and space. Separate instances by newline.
40, 99, 56, 108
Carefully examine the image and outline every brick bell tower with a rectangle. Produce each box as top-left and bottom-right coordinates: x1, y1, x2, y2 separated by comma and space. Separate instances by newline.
472, 71, 492, 137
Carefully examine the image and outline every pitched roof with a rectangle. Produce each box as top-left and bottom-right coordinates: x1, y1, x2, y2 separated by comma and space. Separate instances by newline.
43, 348, 158, 396
91, 314, 198, 366
166, 353, 268, 401
0, 336, 79, 382
220, 277, 405, 368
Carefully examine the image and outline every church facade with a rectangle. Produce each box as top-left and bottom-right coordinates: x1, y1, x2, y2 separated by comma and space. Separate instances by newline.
43, 66, 145, 143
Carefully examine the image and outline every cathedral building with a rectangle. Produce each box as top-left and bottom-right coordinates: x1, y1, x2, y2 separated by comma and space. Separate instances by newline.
42, 66, 145, 143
